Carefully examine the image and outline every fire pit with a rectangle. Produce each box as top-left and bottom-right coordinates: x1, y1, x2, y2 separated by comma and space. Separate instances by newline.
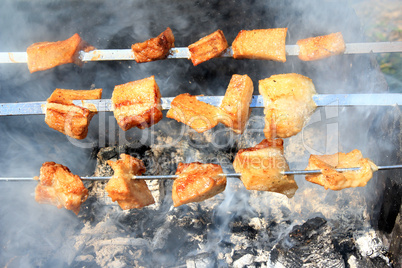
0, 0, 400, 267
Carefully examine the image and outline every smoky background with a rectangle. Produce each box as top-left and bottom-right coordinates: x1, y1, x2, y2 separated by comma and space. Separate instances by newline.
0, 0, 399, 266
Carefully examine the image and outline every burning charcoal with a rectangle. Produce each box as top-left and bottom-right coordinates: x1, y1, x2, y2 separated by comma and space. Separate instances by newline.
389, 210, 402, 266
355, 230, 391, 265
186, 252, 215, 268
97, 147, 118, 163
232, 254, 255, 268
270, 217, 345, 267
232, 248, 257, 262
230, 219, 259, 240
347, 255, 391, 268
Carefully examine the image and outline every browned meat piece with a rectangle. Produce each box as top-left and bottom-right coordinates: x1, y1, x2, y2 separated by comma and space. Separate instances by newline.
112, 76, 163, 131
45, 88, 102, 139
27, 33, 95, 73
105, 154, 155, 210
233, 139, 298, 198
232, 28, 287, 62
297, 32, 346, 61
219, 74, 254, 134
305, 149, 378, 190
172, 162, 226, 207
131, 27, 175, 63
167, 93, 226, 133
188, 30, 228, 66
259, 73, 317, 139
34, 162, 88, 215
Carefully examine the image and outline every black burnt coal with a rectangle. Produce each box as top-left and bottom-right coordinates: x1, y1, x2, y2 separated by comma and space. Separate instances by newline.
52, 139, 391, 267
270, 217, 391, 268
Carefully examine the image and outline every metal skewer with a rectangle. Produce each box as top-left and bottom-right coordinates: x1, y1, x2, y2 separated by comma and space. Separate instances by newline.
2, 165, 401, 181
0, 42, 401, 64
1, 93, 401, 116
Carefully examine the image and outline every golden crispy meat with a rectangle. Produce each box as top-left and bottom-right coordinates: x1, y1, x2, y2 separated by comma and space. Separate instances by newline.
259, 73, 317, 139
219, 74, 254, 134
167, 93, 226, 133
34, 162, 88, 215
45, 88, 102, 140
105, 154, 155, 210
233, 139, 298, 198
297, 32, 346, 61
305, 149, 378, 190
172, 162, 226, 207
232, 28, 287, 62
112, 76, 163, 131
132, 27, 175, 63
27, 33, 95, 73
188, 29, 228, 66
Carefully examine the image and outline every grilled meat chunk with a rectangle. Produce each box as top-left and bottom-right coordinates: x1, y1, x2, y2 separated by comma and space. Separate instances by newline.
297, 32, 346, 61
45, 88, 102, 139
112, 76, 163, 131
259, 73, 317, 139
34, 162, 88, 215
167, 93, 226, 133
219, 74, 254, 134
188, 29, 228, 66
172, 162, 226, 207
232, 28, 287, 62
27, 33, 95, 73
233, 139, 298, 198
305, 149, 378, 190
105, 154, 155, 210
132, 27, 175, 63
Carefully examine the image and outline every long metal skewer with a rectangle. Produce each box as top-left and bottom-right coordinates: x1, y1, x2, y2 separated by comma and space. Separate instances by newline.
2, 165, 401, 181
1, 93, 401, 116
0, 42, 401, 64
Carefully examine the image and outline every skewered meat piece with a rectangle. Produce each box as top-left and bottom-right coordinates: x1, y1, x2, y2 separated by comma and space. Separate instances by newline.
112, 76, 163, 131
233, 139, 298, 198
305, 149, 378, 190
26, 33, 95, 73
188, 29, 228, 66
167, 93, 226, 133
259, 73, 317, 139
34, 162, 88, 215
172, 162, 226, 207
219, 74, 254, 134
297, 32, 346, 61
232, 28, 287, 62
45, 88, 102, 139
105, 154, 155, 210
131, 27, 175, 63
